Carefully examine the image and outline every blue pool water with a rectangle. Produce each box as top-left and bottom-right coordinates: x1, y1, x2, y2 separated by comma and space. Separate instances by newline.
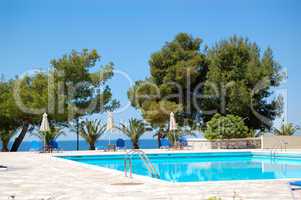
60, 152, 301, 182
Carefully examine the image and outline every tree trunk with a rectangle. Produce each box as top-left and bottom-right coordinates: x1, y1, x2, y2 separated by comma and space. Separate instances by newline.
1, 143, 9, 152
133, 142, 139, 149
76, 117, 79, 151
10, 123, 29, 152
89, 143, 95, 150
157, 131, 162, 148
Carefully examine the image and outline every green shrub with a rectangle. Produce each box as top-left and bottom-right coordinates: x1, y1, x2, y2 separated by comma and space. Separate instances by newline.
204, 114, 249, 140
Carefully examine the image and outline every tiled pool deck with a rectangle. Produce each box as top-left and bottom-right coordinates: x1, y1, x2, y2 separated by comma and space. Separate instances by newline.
1, 149, 301, 200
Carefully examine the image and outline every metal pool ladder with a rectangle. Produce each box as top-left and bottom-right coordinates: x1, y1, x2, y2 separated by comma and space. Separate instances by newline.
270, 139, 287, 158
124, 149, 160, 179
270, 143, 282, 158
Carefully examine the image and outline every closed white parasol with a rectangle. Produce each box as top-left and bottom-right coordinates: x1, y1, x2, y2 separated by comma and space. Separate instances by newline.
40, 113, 50, 132
169, 112, 177, 145
169, 112, 177, 131
40, 113, 50, 151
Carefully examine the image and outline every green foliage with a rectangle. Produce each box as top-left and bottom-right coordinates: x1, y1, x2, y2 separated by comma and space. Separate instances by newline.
149, 33, 207, 87
32, 126, 65, 146
118, 118, 148, 149
128, 79, 182, 129
204, 114, 250, 140
129, 33, 283, 132
0, 81, 21, 128
166, 128, 195, 146
0, 130, 17, 152
141, 99, 182, 128
14, 72, 49, 122
273, 123, 299, 136
79, 119, 106, 150
50, 49, 119, 119
0, 34, 286, 152
128, 33, 208, 128
0, 49, 119, 151
0, 81, 23, 152
203, 36, 283, 130
8, 72, 53, 151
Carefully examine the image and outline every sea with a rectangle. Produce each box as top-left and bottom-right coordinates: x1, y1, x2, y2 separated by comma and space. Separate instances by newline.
0, 139, 162, 152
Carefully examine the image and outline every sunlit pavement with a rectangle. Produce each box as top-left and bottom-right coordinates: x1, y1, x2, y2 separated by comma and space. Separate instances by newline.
1, 150, 301, 200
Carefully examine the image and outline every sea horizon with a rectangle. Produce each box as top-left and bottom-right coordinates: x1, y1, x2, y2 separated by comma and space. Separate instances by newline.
1, 139, 163, 152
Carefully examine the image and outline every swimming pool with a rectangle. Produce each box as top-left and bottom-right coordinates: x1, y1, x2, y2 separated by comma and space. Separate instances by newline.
60, 152, 301, 182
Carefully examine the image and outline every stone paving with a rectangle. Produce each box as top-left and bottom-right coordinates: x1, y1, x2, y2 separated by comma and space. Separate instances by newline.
0, 150, 300, 200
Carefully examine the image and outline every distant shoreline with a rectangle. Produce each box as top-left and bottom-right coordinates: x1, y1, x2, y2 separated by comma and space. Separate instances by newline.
1, 139, 164, 152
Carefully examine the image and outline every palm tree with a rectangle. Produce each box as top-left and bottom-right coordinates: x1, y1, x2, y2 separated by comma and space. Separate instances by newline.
118, 118, 147, 149
274, 123, 300, 136
79, 119, 106, 150
0, 130, 16, 152
153, 127, 167, 148
32, 126, 65, 146
165, 128, 196, 146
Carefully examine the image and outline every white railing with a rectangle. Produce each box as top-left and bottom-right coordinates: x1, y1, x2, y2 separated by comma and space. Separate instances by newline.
124, 149, 160, 178
270, 138, 287, 158
270, 143, 282, 158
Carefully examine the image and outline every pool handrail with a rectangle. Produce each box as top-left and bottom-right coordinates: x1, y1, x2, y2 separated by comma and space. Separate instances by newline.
124, 149, 160, 179
269, 136, 290, 158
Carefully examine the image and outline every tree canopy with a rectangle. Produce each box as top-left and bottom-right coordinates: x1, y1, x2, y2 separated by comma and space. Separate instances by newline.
49, 49, 119, 120
0, 80, 21, 130
203, 36, 283, 130
0, 80, 24, 151
129, 33, 284, 133
0, 49, 119, 151
128, 33, 208, 129
0, 34, 286, 151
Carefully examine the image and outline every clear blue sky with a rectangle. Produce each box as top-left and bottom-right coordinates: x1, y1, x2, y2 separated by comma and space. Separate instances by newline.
0, 0, 300, 140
